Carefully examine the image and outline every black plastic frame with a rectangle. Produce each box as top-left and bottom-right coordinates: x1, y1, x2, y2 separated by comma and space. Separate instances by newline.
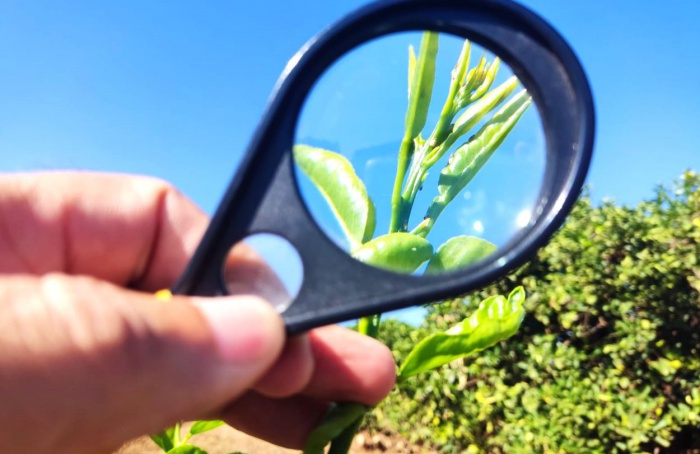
172, 0, 595, 334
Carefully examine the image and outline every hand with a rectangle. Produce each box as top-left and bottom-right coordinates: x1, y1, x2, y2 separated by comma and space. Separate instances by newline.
0, 172, 396, 454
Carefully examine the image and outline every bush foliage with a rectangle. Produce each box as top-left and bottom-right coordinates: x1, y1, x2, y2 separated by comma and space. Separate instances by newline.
372, 171, 700, 453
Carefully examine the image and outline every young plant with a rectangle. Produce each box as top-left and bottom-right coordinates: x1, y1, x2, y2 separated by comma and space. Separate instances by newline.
150, 420, 239, 454
296, 32, 530, 453
153, 32, 530, 454
303, 288, 526, 454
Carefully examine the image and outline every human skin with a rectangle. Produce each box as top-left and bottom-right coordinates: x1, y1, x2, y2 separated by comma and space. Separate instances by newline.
0, 172, 396, 454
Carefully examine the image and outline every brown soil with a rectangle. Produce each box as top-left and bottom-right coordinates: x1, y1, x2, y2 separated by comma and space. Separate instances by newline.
114, 425, 437, 454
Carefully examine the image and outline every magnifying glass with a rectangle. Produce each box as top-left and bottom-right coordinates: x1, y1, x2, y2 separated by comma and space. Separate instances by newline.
172, 0, 594, 335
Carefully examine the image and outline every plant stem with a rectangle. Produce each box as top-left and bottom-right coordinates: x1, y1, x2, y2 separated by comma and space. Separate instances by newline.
389, 137, 414, 233
173, 422, 182, 447
411, 197, 444, 238
390, 32, 438, 233
349, 279, 382, 454
358, 314, 381, 338
431, 40, 471, 146
393, 41, 473, 233
328, 415, 365, 454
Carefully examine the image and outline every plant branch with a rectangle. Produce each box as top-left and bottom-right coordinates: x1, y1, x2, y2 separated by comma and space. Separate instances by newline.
390, 32, 438, 233
358, 314, 381, 338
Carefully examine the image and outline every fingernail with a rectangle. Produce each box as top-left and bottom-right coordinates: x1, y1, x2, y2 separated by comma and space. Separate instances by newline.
193, 296, 284, 371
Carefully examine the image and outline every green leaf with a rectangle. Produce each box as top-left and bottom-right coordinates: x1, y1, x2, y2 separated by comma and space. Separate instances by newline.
452, 40, 472, 107
398, 287, 526, 379
407, 44, 416, 99
303, 403, 369, 454
452, 74, 517, 137
464, 56, 501, 105
358, 314, 381, 338
352, 232, 433, 273
328, 415, 364, 454
424, 75, 519, 167
423, 89, 532, 226
430, 40, 471, 146
426, 235, 497, 273
166, 445, 208, 454
405, 31, 438, 139
151, 426, 178, 452
188, 420, 225, 436
462, 55, 487, 99
294, 145, 376, 249
653, 436, 671, 448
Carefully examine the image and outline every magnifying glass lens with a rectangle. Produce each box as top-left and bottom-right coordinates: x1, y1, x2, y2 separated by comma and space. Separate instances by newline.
294, 31, 545, 277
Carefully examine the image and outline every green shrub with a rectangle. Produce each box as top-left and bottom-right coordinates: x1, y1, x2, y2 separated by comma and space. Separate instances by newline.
373, 171, 700, 453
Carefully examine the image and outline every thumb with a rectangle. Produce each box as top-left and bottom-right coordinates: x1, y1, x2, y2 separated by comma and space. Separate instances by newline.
0, 273, 284, 454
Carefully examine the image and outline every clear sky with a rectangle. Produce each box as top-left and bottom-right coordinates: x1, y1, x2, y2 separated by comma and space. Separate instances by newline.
2, 1, 699, 323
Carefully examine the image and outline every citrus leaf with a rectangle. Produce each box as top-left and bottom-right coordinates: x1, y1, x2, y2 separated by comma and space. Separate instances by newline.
424, 75, 519, 167
188, 420, 225, 436
166, 446, 208, 454
328, 415, 364, 454
294, 145, 376, 249
423, 89, 532, 226
151, 426, 178, 452
303, 403, 369, 454
352, 232, 433, 273
442, 89, 531, 200
407, 44, 416, 100
426, 235, 497, 273
452, 74, 517, 136
405, 31, 438, 139
398, 286, 526, 379
464, 56, 501, 105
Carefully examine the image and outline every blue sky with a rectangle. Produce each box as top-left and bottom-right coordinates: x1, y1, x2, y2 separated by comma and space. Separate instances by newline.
2, 1, 699, 323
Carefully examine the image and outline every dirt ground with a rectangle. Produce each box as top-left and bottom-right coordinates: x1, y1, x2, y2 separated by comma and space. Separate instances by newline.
114, 424, 438, 454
